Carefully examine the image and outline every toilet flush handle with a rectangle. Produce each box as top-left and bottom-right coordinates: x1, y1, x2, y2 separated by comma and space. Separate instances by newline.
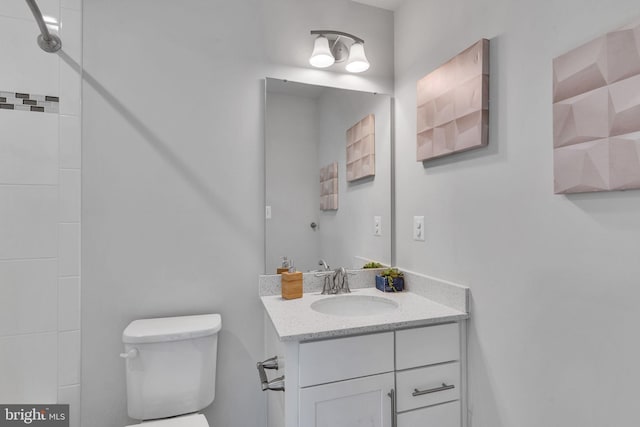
119, 348, 138, 359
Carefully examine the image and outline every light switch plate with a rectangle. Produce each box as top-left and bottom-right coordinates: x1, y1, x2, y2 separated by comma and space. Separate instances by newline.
373, 216, 382, 236
413, 216, 425, 241
265, 205, 272, 219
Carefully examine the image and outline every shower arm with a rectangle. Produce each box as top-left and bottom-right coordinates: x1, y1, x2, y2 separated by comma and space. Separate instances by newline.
24, 0, 62, 53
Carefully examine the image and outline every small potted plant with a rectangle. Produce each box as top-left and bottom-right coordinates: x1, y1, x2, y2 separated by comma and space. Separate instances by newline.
362, 261, 383, 269
375, 268, 404, 292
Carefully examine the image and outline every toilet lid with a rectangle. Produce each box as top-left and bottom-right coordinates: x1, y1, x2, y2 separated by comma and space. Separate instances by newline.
128, 413, 209, 427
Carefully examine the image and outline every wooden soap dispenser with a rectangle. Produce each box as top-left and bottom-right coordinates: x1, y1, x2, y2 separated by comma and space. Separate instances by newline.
281, 260, 302, 300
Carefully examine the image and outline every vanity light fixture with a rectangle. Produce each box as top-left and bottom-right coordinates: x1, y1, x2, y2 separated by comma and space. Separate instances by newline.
309, 30, 370, 73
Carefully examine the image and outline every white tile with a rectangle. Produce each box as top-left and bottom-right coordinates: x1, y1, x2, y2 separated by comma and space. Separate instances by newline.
0, 332, 57, 403
0, 111, 59, 185
0, 259, 57, 336
0, 186, 58, 260
59, 115, 81, 169
58, 385, 81, 427
58, 330, 80, 386
59, 8, 82, 116
59, 60, 81, 116
59, 169, 81, 222
0, 0, 60, 22
60, 8, 81, 63
58, 277, 80, 331
0, 17, 60, 96
59, 223, 80, 276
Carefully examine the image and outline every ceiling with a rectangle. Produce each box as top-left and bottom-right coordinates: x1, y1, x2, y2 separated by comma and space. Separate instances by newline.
351, 0, 405, 11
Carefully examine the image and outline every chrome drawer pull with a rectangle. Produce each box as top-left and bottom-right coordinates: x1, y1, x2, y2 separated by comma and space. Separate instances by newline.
412, 383, 455, 397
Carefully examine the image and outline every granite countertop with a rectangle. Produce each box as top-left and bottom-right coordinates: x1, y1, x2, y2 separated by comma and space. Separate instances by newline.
261, 287, 469, 342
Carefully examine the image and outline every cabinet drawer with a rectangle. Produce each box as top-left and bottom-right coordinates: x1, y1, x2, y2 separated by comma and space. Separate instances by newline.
396, 362, 460, 412
398, 400, 460, 427
299, 332, 394, 387
395, 323, 459, 370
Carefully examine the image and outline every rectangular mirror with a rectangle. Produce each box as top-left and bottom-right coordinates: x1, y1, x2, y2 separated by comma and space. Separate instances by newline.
264, 78, 392, 273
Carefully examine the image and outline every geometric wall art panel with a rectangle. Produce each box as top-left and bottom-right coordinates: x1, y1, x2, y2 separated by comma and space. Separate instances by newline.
417, 39, 490, 161
553, 19, 640, 193
320, 162, 338, 210
346, 114, 375, 182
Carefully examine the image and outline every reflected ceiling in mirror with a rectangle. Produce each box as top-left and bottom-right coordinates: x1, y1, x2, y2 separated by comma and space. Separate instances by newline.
264, 78, 392, 274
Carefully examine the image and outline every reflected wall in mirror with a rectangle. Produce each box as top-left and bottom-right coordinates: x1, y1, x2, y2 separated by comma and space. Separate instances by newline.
265, 78, 392, 273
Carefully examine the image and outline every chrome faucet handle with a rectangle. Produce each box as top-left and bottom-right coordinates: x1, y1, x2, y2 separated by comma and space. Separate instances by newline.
333, 267, 350, 294
342, 272, 351, 293
321, 274, 333, 295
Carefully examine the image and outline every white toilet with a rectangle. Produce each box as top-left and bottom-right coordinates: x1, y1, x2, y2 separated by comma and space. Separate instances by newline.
121, 313, 222, 427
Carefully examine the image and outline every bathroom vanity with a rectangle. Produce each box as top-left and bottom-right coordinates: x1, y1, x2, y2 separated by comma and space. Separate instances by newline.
259, 271, 469, 427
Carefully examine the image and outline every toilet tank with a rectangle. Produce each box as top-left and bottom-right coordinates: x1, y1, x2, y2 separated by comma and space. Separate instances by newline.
122, 314, 222, 420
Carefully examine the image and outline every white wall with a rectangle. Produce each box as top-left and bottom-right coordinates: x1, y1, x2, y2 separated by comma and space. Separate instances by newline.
394, 1, 640, 426
81, 1, 393, 427
317, 88, 392, 268
265, 91, 320, 273
0, 0, 82, 425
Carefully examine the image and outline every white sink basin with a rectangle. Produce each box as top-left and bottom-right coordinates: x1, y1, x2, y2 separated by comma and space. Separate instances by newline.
310, 294, 399, 317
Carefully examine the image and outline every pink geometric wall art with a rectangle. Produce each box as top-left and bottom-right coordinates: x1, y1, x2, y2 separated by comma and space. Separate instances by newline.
346, 114, 375, 181
416, 39, 490, 161
320, 162, 338, 210
553, 19, 640, 194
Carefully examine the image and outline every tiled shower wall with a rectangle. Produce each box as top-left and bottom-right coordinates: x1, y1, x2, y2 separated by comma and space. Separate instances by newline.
0, 0, 82, 426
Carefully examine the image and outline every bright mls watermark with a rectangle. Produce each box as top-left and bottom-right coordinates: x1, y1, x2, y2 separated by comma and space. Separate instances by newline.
0, 405, 68, 426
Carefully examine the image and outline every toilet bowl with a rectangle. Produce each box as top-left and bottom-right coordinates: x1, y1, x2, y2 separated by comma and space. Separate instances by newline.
121, 314, 221, 427
126, 413, 209, 427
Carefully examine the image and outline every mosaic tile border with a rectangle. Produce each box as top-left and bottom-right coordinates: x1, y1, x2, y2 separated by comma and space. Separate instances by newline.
0, 91, 59, 114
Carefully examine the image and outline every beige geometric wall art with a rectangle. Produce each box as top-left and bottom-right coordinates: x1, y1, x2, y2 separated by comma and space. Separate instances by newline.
416, 39, 490, 161
553, 19, 640, 194
320, 162, 338, 210
346, 114, 375, 181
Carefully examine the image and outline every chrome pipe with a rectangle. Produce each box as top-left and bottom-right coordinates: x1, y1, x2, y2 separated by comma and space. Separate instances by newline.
24, 0, 62, 53
257, 356, 285, 392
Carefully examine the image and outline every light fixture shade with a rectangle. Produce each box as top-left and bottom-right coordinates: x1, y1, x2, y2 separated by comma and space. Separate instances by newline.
346, 42, 370, 73
309, 36, 335, 68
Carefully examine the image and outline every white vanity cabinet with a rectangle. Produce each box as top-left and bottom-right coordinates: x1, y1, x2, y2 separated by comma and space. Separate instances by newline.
263, 317, 466, 427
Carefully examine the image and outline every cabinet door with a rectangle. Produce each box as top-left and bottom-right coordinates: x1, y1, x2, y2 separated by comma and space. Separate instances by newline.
300, 372, 394, 427
397, 401, 460, 427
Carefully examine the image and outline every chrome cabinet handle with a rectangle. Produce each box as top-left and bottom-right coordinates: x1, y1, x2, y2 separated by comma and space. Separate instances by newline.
387, 388, 397, 427
257, 356, 285, 392
412, 383, 455, 397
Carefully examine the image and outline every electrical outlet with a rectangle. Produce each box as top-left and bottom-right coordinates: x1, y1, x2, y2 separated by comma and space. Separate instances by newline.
373, 216, 382, 236
265, 205, 272, 219
413, 216, 425, 241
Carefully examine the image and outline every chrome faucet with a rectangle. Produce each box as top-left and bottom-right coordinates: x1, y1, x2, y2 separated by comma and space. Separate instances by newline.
318, 259, 330, 271
332, 267, 351, 294
321, 274, 333, 295
320, 266, 352, 295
